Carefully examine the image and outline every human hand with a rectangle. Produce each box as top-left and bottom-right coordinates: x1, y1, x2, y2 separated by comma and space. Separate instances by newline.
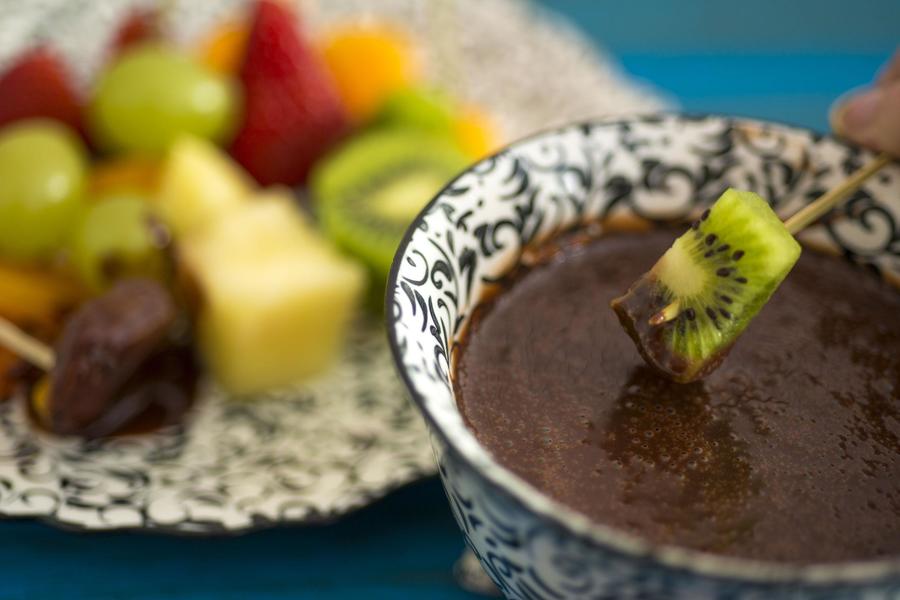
830, 49, 900, 157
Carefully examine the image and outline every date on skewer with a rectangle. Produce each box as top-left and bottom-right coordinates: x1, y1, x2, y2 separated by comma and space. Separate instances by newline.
0, 278, 197, 437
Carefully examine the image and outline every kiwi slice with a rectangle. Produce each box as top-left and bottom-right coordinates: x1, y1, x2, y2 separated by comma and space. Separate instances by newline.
611, 189, 801, 383
311, 129, 469, 296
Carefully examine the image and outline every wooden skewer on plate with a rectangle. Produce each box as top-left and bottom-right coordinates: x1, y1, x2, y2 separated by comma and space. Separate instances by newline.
0, 291, 61, 372
649, 152, 892, 326
0, 318, 54, 371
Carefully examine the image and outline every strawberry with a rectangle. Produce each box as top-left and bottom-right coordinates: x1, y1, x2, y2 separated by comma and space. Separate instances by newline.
110, 8, 161, 56
229, 0, 348, 186
0, 48, 82, 132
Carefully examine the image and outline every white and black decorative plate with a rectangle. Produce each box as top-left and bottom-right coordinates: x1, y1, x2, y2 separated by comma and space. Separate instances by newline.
0, 0, 665, 532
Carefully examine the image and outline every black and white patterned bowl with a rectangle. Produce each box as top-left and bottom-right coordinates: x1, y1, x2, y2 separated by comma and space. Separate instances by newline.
386, 114, 900, 599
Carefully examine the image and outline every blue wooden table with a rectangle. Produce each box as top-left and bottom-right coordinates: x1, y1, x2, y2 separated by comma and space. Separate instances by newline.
2, 2, 896, 598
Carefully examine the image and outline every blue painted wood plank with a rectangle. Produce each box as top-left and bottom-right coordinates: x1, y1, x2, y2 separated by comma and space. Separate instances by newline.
539, 0, 899, 53
618, 52, 891, 131
0, 480, 479, 600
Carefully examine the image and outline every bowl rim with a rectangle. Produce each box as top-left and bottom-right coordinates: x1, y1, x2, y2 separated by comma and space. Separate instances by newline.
385, 111, 900, 586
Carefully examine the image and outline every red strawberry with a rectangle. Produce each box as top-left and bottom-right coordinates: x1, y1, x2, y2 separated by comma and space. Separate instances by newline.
229, 0, 348, 186
110, 8, 161, 56
0, 48, 82, 132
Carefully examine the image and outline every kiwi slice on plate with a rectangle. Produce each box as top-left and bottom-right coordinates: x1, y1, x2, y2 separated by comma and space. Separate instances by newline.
611, 188, 801, 383
312, 129, 469, 293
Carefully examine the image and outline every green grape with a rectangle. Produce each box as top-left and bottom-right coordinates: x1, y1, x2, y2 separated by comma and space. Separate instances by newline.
89, 44, 241, 155
374, 87, 457, 135
0, 119, 87, 261
71, 195, 167, 290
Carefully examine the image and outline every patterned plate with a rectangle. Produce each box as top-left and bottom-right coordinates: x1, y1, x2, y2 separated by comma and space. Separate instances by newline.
0, 0, 665, 532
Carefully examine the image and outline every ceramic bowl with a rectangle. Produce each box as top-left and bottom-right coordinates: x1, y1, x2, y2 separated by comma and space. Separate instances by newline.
386, 114, 900, 599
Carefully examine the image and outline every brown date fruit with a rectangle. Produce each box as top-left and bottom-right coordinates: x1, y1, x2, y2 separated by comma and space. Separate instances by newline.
47, 278, 179, 435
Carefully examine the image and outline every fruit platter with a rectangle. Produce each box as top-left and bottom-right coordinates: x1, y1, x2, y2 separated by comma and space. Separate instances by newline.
0, 0, 663, 532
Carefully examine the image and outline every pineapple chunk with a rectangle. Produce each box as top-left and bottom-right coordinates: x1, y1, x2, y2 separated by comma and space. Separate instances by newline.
157, 136, 253, 237
184, 193, 364, 394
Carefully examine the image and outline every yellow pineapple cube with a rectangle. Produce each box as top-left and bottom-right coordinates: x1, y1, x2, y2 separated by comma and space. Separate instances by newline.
184, 193, 365, 394
157, 136, 253, 237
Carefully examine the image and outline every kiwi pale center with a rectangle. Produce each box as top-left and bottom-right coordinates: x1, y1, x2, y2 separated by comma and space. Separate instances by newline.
656, 241, 708, 299
370, 172, 448, 221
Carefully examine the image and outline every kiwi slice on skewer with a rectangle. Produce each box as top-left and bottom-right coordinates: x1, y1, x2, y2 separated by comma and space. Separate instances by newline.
312, 130, 469, 300
611, 189, 801, 383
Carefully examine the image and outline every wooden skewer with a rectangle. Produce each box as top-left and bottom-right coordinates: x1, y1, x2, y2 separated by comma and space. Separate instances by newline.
0, 318, 54, 371
650, 153, 892, 326
783, 153, 891, 234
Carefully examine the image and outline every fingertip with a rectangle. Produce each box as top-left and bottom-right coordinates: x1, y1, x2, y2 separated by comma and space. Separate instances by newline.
831, 88, 884, 146
829, 98, 849, 138
876, 47, 900, 86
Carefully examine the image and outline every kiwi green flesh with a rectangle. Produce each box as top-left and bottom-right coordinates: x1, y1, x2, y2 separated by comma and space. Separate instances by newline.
312, 130, 468, 294
610, 188, 801, 383
368, 168, 452, 221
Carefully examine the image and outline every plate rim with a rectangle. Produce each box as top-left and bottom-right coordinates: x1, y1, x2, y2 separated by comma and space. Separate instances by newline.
0, 459, 435, 537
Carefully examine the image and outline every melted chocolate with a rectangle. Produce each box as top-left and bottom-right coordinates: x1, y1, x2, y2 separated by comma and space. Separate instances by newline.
455, 229, 900, 563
